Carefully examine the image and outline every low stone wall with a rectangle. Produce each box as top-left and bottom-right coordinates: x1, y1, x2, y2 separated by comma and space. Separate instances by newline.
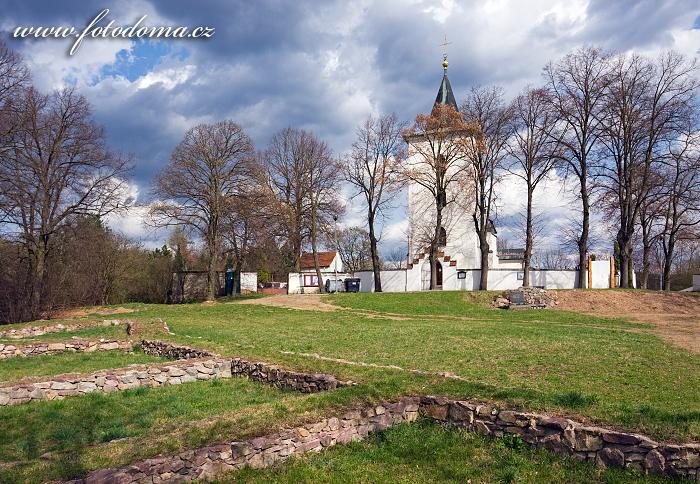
231, 357, 354, 392
68, 396, 700, 483
420, 396, 700, 481
140, 339, 215, 359
0, 340, 133, 359
0, 349, 354, 406
0, 319, 124, 339
0, 323, 83, 339
71, 398, 420, 483
0, 359, 232, 406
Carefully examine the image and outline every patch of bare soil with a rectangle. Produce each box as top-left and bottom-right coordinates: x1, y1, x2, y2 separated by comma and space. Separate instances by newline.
233, 294, 340, 312
554, 290, 700, 354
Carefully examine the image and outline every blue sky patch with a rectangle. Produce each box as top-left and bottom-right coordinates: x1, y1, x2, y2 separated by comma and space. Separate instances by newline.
96, 40, 188, 84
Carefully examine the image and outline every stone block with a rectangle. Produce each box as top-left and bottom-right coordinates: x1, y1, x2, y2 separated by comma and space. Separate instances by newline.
597, 447, 625, 468
564, 427, 604, 452
51, 381, 76, 391
448, 402, 474, 423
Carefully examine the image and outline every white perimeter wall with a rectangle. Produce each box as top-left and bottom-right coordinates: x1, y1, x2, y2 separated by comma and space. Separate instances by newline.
590, 260, 611, 289
694, 274, 700, 291
355, 268, 579, 292
241, 272, 258, 292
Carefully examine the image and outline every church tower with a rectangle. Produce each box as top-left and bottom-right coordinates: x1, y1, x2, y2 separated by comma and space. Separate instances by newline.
405, 54, 499, 290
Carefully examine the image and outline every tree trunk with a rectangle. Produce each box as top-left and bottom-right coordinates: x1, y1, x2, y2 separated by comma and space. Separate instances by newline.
640, 223, 651, 290
479, 231, 490, 291
578, 182, 590, 288
523, 187, 534, 287
430, 204, 443, 290
28, 238, 48, 318
616, 229, 633, 289
368, 211, 382, 292
662, 236, 675, 291
206, 239, 218, 301
310, 205, 325, 293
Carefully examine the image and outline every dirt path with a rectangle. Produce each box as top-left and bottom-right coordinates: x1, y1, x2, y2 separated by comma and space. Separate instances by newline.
554, 290, 700, 354
234, 294, 340, 312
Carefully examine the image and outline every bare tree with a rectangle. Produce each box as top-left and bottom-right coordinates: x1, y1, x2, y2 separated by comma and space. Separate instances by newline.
598, 51, 698, 287
150, 120, 254, 301
401, 103, 478, 289
462, 86, 513, 290
506, 86, 558, 286
306, 134, 342, 293
221, 168, 272, 291
637, 181, 665, 289
264, 128, 312, 272
344, 114, 405, 292
0, 41, 31, 224
544, 46, 610, 288
0, 88, 131, 318
659, 125, 700, 290
384, 245, 408, 270
334, 226, 373, 273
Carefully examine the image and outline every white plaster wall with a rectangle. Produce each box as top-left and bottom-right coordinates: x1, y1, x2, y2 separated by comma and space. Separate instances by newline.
486, 270, 578, 290
355, 269, 421, 292
241, 272, 258, 292
287, 273, 301, 294
590, 260, 611, 289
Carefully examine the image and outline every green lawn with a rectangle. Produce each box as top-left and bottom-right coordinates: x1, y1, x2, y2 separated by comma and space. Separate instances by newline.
0, 378, 326, 482
125, 293, 700, 441
0, 291, 698, 482
0, 349, 166, 382
228, 419, 668, 483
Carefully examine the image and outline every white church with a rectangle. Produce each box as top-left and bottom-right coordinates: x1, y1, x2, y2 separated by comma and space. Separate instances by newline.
353, 58, 611, 292
286, 58, 617, 294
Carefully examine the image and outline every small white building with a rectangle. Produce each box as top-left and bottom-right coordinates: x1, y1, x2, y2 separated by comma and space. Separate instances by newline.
288, 251, 348, 294
693, 274, 700, 291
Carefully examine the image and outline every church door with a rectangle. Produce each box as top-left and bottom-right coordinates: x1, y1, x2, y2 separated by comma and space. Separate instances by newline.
436, 261, 443, 288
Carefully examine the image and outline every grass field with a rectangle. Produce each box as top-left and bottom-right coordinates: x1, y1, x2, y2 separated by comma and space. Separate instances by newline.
0, 349, 167, 382
0, 290, 698, 482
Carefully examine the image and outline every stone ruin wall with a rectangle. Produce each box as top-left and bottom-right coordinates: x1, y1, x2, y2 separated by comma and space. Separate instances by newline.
69, 395, 700, 483
0, 340, 133, 359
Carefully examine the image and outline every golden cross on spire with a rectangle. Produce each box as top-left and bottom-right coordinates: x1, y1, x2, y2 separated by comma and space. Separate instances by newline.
440, 34, 452, 55
440, 34, 451, 71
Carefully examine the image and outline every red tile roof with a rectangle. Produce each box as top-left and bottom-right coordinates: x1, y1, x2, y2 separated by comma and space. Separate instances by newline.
300, 251, 337, 269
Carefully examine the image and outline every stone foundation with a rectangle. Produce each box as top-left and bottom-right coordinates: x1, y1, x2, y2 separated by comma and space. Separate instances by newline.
231, 357, 354, 392
0, 319, 124, 339
71, 397, 420, 483
67, 396, 700, 483
0, 323, 83, 339
0, 339, 133, 359
140, 339, 215, 359
420, 395, 700, 481
0, 350, 354, 406
0, 359, 232, 406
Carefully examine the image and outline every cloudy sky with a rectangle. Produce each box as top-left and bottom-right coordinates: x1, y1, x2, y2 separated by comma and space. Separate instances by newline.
2, 0, 699, 256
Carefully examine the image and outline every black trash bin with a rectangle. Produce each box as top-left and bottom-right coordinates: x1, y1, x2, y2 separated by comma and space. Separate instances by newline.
344, 278, 361, 293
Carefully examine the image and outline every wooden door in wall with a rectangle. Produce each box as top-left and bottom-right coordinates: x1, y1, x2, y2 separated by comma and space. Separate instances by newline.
436, 261, 443, 288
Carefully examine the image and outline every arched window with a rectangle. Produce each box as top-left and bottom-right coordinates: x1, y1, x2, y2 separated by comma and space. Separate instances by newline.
438, 227, 447, 247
